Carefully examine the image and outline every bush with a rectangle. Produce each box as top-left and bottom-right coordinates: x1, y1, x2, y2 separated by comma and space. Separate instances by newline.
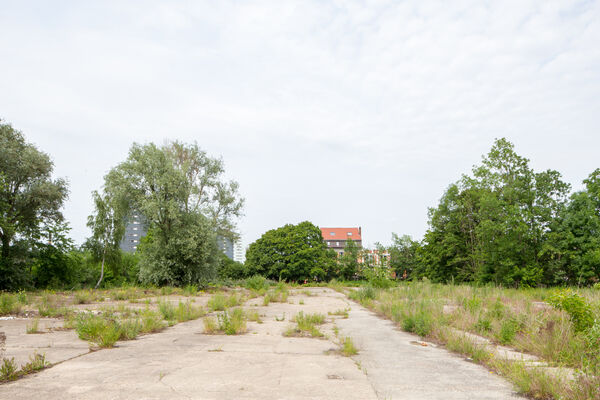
474, 316, 492, 333
547, 290, 594, 332
158, 300, 176, 320
349, 285, 376, 303
208, 293, 227, 311
0, 294, 21, 315
204, 309, 247, 335
401, 310, 433, 337
341, 337, 358, 356
0, 358, 17, 381
497, 319, 518, 345
218, 308, 247, 335
284, 311, 326, 338
245, 275, 270, 291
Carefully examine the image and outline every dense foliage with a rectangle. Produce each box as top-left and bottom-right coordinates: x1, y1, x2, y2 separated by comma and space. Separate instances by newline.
91, 141, 243, 286
0, 122, 69, 290
245, 221, 336, 282
390, 139, 600, 287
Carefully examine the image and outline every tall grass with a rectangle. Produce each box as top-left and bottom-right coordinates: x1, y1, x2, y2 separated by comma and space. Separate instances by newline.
349, 281, 600, 400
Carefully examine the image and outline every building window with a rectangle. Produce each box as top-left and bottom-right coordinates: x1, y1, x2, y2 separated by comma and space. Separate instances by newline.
133, 227, 138, 230
347, 232, 352, 236
330, 232, 335, 236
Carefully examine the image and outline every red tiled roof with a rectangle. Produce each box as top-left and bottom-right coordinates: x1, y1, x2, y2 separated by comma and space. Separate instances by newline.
320, 227, 362, 241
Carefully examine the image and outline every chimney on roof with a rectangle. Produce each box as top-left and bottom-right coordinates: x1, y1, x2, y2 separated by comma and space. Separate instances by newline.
359, 226, 361, 235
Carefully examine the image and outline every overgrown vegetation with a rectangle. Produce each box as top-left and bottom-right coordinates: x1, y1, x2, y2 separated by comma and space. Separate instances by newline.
203, 308, 247, 335
284, 311, 326, 338
347, 280, 600, 400
389, 139, 600, 288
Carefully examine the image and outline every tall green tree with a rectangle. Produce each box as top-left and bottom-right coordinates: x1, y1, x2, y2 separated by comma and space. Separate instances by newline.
339, 238, 360, 280
388, 234, 420, 280
419, 138, 570, 287
87, 190, 127, 288
0, 122, 68, 289
245, 222, 336, 282
91, 141, 243, 286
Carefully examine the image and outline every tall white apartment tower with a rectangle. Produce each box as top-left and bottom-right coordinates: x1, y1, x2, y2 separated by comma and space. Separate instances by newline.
233, 240, 245, 263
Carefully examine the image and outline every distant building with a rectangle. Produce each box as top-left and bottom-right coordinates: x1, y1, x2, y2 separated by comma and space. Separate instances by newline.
119, 211, 237, 259
218, 236, 234, 260
320, 227, 362, 256
360, 249, 390, 266
233, 241, 245, 263
119, 211, 148, 253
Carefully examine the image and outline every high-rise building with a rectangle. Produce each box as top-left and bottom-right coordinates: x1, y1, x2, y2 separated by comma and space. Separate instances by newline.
217, 236, 234, 259
233, 240, 245, 263
119, 211, 148, 253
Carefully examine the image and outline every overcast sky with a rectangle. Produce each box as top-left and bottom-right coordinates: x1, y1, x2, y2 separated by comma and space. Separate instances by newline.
1, 0, 599, 249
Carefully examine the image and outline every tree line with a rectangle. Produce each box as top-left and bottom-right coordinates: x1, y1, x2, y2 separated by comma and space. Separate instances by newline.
2, 119, 598, 290
0, 121, 244, 290
388, 139, 600, 287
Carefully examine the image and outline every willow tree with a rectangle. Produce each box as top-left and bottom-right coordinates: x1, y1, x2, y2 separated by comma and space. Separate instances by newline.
90, 141, 244, 286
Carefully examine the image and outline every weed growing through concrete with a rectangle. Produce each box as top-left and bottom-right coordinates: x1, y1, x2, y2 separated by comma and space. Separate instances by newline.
208, 294, 228, 311
341, 337, 358, 356
26, 318, 41, 334
263, 283, 289, 306
0, 358, 18, 381
203, 309, 247, 335
0, 293, 22, 316
284, 312, 326, 338
20, 352, 49, 374
328, 308, 350, 319
245, 309, 262, 324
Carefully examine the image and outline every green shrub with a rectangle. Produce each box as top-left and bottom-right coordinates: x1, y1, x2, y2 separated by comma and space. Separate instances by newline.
497, 319, 518, 345
174, 301, 205, 322
208, 293, 227, 311
98, 323, 122, 348
182, 284, 198, 296
341, 337, 358, 356
75, 313, 108, 341
26, 318, 41, 334
284, 312, 326, 338
474, 316, 492, 333
463, 295, 482, 314
245, 275, 270, 291
548, 290, 594, 332
119, 320, 141, 340
203, 316, 218, 333
218, 308, 247, 335
74, 290, 94, 304
0, 358, 18, 381
20, 352, 49, 374
158, 300, 176, 320
140, 310, 165, 333
349, 285, 376, 302
0, 294, 21, 315
401, 310, 433, 337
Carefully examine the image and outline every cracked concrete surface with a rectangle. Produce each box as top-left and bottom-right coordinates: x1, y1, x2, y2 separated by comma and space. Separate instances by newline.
1, 288, 523, 399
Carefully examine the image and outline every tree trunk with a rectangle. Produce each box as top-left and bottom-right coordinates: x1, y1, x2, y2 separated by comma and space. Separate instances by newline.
1, 234, 10, 259
95, 247, 106, 289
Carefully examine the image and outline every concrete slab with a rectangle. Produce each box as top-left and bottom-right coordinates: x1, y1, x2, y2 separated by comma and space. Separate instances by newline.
1, 288, 528, 399
335, 291, 523, 400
